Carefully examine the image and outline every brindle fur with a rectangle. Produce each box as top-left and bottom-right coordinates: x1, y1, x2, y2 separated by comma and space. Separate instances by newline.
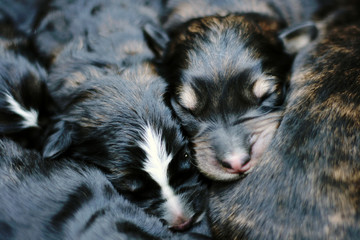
209, 8, 360, 239
146, 0, 328, 181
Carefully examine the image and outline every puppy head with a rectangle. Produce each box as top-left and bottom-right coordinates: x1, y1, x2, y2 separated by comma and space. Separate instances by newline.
0, 48, 58, 150
43, 74, 208, 231
145, 14, 317, 181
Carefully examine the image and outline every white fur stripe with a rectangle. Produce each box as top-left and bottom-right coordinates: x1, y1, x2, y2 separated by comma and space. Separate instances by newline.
6, 94, 38, 128
140, 124, 184, 216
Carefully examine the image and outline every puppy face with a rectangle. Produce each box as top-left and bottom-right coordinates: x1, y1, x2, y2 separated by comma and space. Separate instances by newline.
44, 64, 208, 231
157, 14, 292, 180
0, 138, 210, 240
208, 10, 360, 239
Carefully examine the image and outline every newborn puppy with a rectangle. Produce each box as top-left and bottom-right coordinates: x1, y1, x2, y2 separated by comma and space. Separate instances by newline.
145, 6, 318, 180
38, 0, 209, 232
0, 138, 210, 240
209, 8, 360, 239
43, 41, 209, 232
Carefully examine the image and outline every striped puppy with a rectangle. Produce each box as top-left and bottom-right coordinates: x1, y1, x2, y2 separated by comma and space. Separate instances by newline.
0, 138, 209, 240
209, 7, 360, 239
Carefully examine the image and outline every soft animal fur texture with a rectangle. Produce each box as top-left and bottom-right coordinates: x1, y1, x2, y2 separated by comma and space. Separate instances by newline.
208, 7, 360, 239
144, 0, 324, 181
39, 0, 209, 232
0, 38, 57, 150
0, 138, 210, 240
33, 0, 163, 66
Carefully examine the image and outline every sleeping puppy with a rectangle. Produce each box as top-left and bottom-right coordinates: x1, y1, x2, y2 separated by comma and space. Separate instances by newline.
144, 0, 321, 180
0, 138, 210, 240
0, 38, 57, 150
208, 8, 360, 239
42, 39, 209, 232
36, 0, 209, 232
32, 0, 163, 66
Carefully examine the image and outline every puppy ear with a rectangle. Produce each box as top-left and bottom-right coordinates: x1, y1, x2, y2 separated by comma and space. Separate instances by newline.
42, 121, 74, 160
279, 21, 318, 54
143, 23, 169, 59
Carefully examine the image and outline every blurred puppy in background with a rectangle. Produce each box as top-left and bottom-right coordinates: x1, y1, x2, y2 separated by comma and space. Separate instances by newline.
208, 6, 360, 239
144, 0, 322, 181
32, 0, 163, 67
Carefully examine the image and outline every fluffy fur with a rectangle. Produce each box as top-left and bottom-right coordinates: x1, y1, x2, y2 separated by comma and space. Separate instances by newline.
33, 0, 163, 66
145, 0, 323, 180
208, 8, 360, 239
39, 0, 209, 232
0, 138, 210, 240
0, 38, 57, 150
44, 58, 209, 231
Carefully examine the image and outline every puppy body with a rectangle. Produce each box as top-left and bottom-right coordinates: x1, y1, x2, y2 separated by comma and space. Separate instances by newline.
33, 0, 163, 66
208, 8, 360, 239
147, 10, 312, 180
0, 138, 209, 240
161, 0, 327, 30
41, 0, 209, 232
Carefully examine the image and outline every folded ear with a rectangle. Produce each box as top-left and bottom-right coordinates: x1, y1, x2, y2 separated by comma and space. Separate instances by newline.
279, 21, 318, 54
42, 120, 74, 160
143, 23, 169, 59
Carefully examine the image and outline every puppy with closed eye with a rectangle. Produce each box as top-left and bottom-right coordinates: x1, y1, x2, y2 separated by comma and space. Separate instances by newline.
39, 0, 209, 232
0, 137, 211, 240
44, 47, 209, 232
209, 7, 360, 239
144, 0, 320, 181
0, 30, 209, 236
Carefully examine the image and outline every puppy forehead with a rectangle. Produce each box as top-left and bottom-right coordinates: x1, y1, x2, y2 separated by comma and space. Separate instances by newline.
185, 32, 260, 79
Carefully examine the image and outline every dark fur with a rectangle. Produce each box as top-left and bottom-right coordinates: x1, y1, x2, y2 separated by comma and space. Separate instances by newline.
0, 0, 48, 38
44, 55, 209, 231
208, 8, 360, 239
40, 0, 209, 232
145, 0, 324, 180
160, 0, 329, 31
33, 0, 163, 66
0, 38, 57, 150
0, 138, 210, 240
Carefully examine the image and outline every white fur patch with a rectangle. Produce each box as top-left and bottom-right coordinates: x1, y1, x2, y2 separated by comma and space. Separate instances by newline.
253, 78, 274, 99
140, 124, 186, 219
6, 94, 38, 128
178, 84, 197, 111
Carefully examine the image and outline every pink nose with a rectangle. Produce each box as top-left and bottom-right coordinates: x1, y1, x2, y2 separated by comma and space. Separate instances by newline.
221, 152, 251, 174
169, 216, 193, 231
